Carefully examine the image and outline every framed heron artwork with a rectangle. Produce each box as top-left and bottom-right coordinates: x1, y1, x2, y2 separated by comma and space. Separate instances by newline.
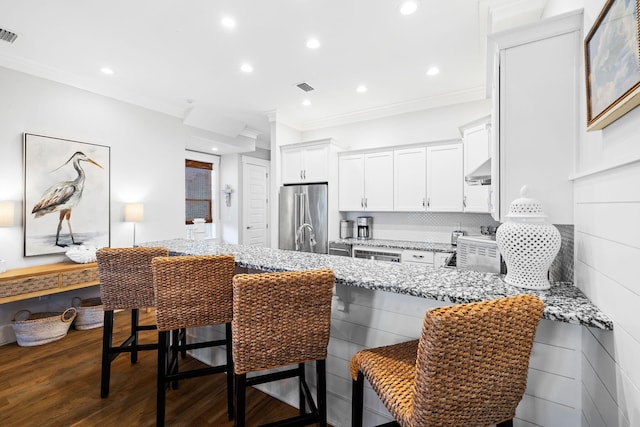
23, 134, 110, 257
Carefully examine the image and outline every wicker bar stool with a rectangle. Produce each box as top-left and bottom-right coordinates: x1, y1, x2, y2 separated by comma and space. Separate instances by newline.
96, 246, 169, 398
232, 269, 335, 427
350, 294, 544, 427
152, 255, 235, 426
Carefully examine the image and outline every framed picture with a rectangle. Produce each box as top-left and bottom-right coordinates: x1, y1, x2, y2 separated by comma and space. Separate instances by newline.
585, 0, 640, 130
24, 134, 110, 257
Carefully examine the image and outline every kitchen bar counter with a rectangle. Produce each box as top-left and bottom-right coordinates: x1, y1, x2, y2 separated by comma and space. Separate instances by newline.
142, 238, 612, 330
332, 237, 456, 253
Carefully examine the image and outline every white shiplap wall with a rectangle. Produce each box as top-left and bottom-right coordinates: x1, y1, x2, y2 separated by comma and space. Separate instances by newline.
575, 162, 640, 427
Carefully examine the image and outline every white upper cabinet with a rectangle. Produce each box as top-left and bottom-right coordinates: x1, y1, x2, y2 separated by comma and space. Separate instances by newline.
338, 154, 365, 211
281, 142, 330, 184
460, 117, 491, 213
364, 151, 394, 211
426, 143, 463, 212
338, 151, 394, 211
394, 147, 427, 211
488, 11, 581, 224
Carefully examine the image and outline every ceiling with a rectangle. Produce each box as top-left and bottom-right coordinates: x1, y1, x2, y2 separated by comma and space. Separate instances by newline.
0, 0, 549, 154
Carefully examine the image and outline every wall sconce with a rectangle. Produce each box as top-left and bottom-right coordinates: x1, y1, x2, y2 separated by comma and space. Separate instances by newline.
222, 185, 234, 207
124, 203, 144, 247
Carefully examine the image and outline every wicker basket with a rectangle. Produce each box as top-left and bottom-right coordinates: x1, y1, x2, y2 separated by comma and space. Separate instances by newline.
11, 307, 77, 346
72, 297, 104, 330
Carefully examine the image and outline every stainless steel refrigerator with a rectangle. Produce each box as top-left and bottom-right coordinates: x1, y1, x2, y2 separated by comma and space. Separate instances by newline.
279, 183, 328, 254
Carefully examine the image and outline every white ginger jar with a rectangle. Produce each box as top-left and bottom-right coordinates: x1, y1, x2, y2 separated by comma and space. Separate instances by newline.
496, 185, 561, 290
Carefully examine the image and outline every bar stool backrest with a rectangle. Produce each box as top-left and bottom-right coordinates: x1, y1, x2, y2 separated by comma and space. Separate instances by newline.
97, 247, 169, 311
151, 255, 235, 332
232, 269, 335, 375
412, 294, 544, 426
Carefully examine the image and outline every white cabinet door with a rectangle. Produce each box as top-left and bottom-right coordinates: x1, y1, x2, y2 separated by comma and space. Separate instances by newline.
462, 121, 490, 213
281, 143, 330, 184
489, 13, 579, 224
433, 252, 451, 268
364, 151, 394, 211
394, 147, 426, 211
339, 154, 365, 211
281, 147, 304, 184
426, 143, 463, 212
303, 144, 329, 182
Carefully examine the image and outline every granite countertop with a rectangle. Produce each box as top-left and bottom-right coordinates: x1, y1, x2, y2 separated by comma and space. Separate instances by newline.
141, 238, 613, 330
332, 238, 456, 253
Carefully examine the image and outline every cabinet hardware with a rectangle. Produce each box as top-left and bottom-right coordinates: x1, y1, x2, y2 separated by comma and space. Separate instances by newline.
412, 254, 424, 259
463, 196, 467, 208
300, 170, 303, 179
427, 198, 430, 207
303, 170, 306, 180
364, 198, 368, 208
422, 198, 425, 207
361, 198, 364, 208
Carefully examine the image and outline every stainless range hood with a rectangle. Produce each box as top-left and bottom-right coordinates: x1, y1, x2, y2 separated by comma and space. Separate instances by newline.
464, 158, 491, 185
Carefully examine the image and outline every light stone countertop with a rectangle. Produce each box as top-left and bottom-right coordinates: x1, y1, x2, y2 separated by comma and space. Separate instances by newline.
331, 238, 456, 253
141, 238, 613, 330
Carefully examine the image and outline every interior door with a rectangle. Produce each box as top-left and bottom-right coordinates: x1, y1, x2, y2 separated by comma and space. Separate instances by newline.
242, 160, 269, 247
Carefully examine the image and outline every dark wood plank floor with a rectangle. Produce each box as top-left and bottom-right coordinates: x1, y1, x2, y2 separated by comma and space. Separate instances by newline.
0, 309, 306, 426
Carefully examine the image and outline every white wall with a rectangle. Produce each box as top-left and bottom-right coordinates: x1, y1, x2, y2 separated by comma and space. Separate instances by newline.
301, 99, 491, 151
569, 0, 640, 425
219, 153, 241, 244
0, 66, 210, 344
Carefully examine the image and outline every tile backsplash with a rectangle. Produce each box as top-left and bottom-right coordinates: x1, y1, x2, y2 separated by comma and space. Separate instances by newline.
550, 224, 574, 283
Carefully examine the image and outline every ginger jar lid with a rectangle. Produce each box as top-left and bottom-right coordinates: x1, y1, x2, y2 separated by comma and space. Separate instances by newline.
505, 185, 547, 221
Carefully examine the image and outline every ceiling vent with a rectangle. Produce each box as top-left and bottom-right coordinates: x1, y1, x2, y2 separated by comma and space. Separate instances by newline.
296, 82, 315, 92
0, 28, 18, 44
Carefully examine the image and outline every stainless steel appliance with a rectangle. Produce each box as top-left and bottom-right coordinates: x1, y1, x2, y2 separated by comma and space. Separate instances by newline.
279, 184, 328, 254
329, 241, 352, 257
340, 220, 354, 239
356, 216, 373, 240
456, 235, 501, 273
353, 247, 401, 262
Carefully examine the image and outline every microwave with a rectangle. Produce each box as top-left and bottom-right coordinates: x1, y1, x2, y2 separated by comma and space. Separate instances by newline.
456, 235, 502, 274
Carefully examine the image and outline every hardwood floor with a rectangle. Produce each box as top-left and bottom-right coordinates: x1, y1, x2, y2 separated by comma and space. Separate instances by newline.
0, 309, 305, 426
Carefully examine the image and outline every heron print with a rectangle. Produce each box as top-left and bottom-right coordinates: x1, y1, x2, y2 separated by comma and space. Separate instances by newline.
24, 135, 110, 256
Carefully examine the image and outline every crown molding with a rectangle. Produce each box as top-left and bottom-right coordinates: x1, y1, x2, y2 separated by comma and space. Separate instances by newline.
296, 86, 487, 131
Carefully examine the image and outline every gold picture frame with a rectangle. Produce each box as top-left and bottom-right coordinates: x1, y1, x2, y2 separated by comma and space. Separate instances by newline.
585, 0, 640, 130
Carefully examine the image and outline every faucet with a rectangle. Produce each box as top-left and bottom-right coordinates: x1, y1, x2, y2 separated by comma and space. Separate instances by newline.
295, 223, 317, 251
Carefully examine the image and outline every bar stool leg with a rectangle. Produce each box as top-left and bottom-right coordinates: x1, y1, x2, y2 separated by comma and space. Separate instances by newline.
157, 330, 169, 426
131, 308, 139, 363
225, 323, 234, 420
317, 359, 327, 427
100, 310, 114, 398
351, 371, 365, 427
298, 363, 306, 416
234, 373, 247, 427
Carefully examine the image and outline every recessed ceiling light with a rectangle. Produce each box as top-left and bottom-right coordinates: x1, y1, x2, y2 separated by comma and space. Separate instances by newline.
211, 147, 219, 152
240, 63, 253, 73
100, 67, 114, 75
426, 66, 440, 76
400, 1, 418, 15
221, 16, 236, 29
356, 85, 368, 93
306, 38, 320, 49
302, 99, 311, 106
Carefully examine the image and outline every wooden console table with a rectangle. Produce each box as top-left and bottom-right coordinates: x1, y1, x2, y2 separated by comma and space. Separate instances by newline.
0, 262, 99, 304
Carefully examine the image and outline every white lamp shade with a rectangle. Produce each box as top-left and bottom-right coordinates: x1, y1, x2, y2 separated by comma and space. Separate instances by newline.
124, 203, 144, 222
0, 201, 14, 227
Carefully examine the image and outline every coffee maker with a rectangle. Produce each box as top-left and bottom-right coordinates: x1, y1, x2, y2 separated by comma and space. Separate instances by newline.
356, 216, 373, 240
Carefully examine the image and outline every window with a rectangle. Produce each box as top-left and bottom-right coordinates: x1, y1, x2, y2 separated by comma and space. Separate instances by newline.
185, 159, 213, 224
